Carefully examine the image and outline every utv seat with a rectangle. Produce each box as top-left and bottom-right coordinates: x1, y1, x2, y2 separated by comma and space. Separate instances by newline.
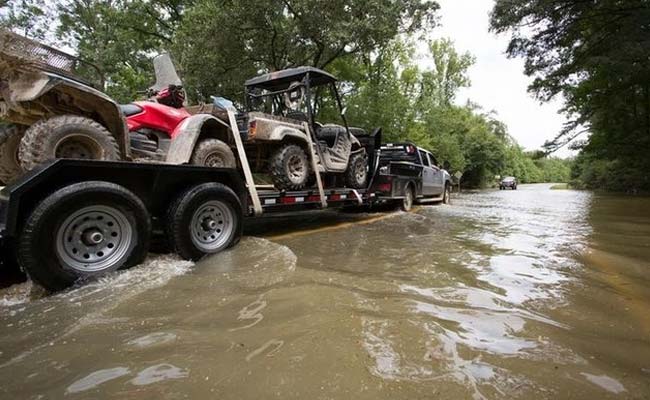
316, 124, 346, 147
285, 110, 309, 122
120, 103, 143, 117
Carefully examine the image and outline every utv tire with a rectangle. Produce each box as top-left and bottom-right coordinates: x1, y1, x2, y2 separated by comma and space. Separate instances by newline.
19, 115, 120, 172
17, 181, 150, 292
0, 124, 25, 184
345, 152, 368, 189
190, 139, 236, 168
270, 144, 309, 191
167, 183, 242, 261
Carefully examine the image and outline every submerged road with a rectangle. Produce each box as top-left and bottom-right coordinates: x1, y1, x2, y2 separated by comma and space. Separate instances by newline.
1, 184, 649, 399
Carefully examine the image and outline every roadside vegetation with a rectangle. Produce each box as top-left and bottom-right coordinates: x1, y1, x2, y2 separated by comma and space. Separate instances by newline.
491, 0, 650, 192
1, 0, 572, 188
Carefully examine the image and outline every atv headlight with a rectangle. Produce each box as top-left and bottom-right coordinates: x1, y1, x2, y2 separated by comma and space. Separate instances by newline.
379, 166, 389, 175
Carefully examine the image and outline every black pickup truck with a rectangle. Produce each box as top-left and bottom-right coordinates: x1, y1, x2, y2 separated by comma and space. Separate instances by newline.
369, 142, 452, 211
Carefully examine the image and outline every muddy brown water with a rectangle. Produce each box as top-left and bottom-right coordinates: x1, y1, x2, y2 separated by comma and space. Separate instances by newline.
1, 184, 649, 399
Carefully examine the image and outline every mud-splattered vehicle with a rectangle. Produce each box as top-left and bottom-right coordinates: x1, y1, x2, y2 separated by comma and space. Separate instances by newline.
0, 29, 129, 183
236, 67, 368, 190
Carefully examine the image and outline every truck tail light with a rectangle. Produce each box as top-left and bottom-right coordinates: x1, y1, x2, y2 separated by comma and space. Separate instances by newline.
378, 183, 391, 192
248, 121, 257, 139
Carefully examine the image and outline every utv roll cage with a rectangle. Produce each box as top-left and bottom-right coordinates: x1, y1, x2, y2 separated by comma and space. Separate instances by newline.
243, 66, 350, 130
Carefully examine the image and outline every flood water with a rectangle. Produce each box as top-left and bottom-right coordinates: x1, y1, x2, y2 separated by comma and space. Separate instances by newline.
1, 184, 649, 399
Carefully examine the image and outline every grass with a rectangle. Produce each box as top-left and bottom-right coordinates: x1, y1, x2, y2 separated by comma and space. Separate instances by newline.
550, 183, 570, 190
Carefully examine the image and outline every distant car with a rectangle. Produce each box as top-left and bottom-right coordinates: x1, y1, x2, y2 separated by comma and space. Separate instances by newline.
500, 176, 517, 190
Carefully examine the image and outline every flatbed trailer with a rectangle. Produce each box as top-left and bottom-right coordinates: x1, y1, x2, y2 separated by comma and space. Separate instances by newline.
0, 106, 443, 291
0, 108, 396, 291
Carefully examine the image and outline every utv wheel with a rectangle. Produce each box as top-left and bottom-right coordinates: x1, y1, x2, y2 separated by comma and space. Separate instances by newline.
167, 183, 242, 261
270, 144, 309, 191
17, 181, 151, 292
190, 138, 236, 168
443, 184, 451, 205
400, 185, 414, 212
18, 115, 121, 172
0, 124, 25, 184
345, 152, 368, 189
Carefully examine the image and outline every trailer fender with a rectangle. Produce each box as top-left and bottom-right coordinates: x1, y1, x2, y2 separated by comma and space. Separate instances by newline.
166, 114, 232, 164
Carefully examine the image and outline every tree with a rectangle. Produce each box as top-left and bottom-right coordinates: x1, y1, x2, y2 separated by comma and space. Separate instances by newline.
173, 0, 439, 101
490, 0, 650, 191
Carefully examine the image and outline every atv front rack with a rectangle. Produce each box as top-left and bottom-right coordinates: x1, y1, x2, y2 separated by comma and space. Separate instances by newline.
0, 29, 103, 88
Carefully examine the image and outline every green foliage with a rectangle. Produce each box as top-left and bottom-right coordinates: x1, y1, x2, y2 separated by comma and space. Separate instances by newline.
491, 0, 650, 192
0, 0, 572, 188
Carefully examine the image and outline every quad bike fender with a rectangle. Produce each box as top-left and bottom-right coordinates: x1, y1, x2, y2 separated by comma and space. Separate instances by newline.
0, 71, 130, 158
166, 113, 232, 164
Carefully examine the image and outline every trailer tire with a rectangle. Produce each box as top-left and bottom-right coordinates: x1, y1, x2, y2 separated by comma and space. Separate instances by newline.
17, 181, 150, 292
0, 124, 25, 184
270, 144, 309, 190
190, 138, 236, 168
18, 115, 120, 172
345, 152, 368, 189
166, 183, 242, 261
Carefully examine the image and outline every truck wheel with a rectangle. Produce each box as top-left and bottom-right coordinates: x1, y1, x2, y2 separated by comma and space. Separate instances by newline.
17, 181, 151, 292
18, 115, 121, 172
443, 184, 451, 205
345, 152, 368, 189
400, 185, 414, 212
0, 124, 25, 184
190, 138, 236, 168
270, 144, 309, 191
166, 183, 242, 261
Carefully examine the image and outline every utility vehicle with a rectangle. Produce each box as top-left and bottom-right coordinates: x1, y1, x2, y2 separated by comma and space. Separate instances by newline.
0, 29, 128, 183
0, 30, 235, 184
236, 67, 368, 191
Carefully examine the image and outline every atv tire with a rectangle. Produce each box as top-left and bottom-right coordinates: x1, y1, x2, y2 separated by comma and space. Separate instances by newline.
0, 124, 25, 184
18, 115, 120, 172
270, 144, 309, 191
190, 139, 236, 168
345, 151, 368, 189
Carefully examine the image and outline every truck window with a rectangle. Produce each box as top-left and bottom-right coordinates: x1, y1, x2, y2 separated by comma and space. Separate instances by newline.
419, 150, 430, 166
428, 153, 438, 167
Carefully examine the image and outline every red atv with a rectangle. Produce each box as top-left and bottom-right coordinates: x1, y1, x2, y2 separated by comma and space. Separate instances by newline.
121, 54, 236, 167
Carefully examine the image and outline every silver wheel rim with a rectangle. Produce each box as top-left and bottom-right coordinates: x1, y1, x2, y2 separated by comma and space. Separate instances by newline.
404, 189, 413, 210
55, 205, 133, 272
287, 154, 307, 183
354, 158, 366, 184
55, 134, 103, 160
190, 200, 235, 252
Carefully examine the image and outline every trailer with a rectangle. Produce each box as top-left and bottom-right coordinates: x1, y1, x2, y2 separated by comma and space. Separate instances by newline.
0, 107, 384, 291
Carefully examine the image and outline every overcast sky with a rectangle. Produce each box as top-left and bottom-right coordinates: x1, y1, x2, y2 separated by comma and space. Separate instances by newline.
422, 0, 573, 157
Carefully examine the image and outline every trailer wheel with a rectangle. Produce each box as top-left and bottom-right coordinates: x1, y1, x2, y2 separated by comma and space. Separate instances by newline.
0, 124, 25, 184
167, 183, 242, 261
400, 184, 414, 212
17, 181, 150, 291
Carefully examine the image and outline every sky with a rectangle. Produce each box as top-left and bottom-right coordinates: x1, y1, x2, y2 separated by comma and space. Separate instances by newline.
421, 0, 574, 157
